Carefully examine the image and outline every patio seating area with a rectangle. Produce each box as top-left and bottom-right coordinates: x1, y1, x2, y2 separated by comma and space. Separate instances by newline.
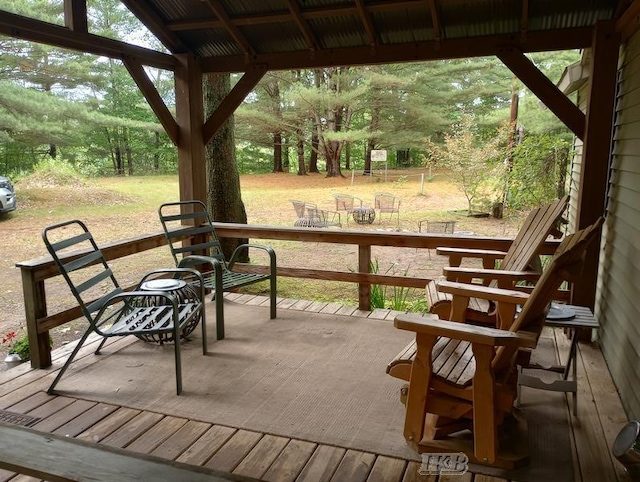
0, 294, 631, 482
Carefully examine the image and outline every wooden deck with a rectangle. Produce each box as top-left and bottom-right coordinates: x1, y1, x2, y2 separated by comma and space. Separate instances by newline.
0, 294, 632, 482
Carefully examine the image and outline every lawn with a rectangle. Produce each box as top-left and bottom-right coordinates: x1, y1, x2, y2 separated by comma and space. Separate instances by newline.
0, 168, 525, 359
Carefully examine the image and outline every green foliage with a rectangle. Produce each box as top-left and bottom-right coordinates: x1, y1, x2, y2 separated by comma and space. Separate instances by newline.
9, 335, 31, 361
424, 114, 507, 214
369, 259, 419, 311
508, 134, 571, 210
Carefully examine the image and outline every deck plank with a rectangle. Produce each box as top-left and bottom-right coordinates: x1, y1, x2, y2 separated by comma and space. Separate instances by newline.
400, 461, 437, 481
304, 301, 330, 313
52, 402, 119, 437
100, 411, 164, 448
204, 429, 263, 473
25, 395, 75, 419
296, 445, 346, 482
30, 399, 96, 432
232, 434, 289, 478
126, 415, 188, 454
366, 455, 406, 482
330, 449, 375, 482
2, 391, 51, 413
176, 425, 237, 466
151, 419, 211, 460
261, 439, 316, 482
76, 407, 141, 443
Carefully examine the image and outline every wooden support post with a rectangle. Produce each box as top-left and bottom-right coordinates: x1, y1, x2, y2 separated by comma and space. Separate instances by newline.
358, 244, 371, 311
471, 343, 498, 464
404, 332, 437, 445
174, 54, 207, 205
574, 20, 620, 309
21, 270, 51, 368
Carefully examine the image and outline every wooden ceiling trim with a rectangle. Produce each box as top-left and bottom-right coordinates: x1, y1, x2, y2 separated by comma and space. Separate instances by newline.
63, 0, 87, 33
285, 0, 318, 50
427, 0, 442, 44
202, 66, 267, 144
200, 28, 593, 73
120, 0, 190, 54
615, 0, 640, 40
123, 58, 178, 145
202, 0, 255, 55
0, 9, 176, 70
498, 48, 585, 140
355, 0, 378, 46
521, 0, 529, 40
166, 0, 425, 32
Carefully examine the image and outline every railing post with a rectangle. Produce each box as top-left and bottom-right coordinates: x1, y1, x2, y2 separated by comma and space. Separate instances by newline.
358, 244, 371, 311
21, 269, 51, 368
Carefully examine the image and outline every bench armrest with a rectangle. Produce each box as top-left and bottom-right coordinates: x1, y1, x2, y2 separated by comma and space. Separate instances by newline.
394, 313, 536, 348
435, 247, 506, 268
443, 267, 540, 285
437, 280, 531, 305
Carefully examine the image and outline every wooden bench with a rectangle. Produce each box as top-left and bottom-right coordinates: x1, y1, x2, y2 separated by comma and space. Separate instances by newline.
0, 422, 256, 482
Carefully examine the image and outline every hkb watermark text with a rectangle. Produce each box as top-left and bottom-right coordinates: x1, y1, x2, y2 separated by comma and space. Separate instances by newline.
419, 452, 469, 475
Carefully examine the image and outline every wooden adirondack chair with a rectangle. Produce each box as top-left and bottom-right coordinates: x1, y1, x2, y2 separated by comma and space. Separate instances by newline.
428, 195, 569, 327
391, 218, 603, 468
388, 197, 569, 383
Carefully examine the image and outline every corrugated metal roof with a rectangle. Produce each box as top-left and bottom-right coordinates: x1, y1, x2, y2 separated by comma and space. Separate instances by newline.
127, 0, 622, 70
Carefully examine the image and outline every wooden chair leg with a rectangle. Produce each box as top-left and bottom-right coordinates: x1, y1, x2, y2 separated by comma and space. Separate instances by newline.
404, 333, 437, 445
471, 343, 498, 464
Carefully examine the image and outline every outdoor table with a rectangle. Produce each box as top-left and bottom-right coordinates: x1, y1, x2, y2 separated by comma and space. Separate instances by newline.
352, 206, 376, 224
517, 304, 598, 415
134, 278, 202, 343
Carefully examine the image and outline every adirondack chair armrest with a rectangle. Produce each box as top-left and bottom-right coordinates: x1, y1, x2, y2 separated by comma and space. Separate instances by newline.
394, 313, 537, 348
443, 267, 540, 285
435, 247, 507, 268
228, 243, 277, 270
437, 280, 531, 305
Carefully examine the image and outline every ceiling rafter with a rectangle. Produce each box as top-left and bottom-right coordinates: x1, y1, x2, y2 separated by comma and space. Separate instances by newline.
63, 0, 87, 33
202, 0, 255, 56
285, 0, 318, 50
166, 0, 426, 32
427, 0, 442, 44
120, 0, 190, 54
354, 0, 377, 46
521, 0, 529, 40
0, 9, 176, 70
201, 27, 593, 73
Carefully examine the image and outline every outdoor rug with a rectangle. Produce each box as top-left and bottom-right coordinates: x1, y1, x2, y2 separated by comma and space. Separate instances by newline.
58, 301, 573, 480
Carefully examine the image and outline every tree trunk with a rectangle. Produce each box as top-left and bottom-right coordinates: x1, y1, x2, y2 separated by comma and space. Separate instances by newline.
296, 131, 306, 175
273, 132, 283, 172
153, 131, 160, 172
204, 73, 248, 261
345, 142, 351, 170
124, 129, 133, 176
309, 133, 319, 173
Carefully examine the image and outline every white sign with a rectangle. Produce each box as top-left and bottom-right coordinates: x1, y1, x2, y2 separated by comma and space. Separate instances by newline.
371, 149, 387, 162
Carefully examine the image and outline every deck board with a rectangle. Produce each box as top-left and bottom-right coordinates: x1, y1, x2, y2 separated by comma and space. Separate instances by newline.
0, 298, 629, 482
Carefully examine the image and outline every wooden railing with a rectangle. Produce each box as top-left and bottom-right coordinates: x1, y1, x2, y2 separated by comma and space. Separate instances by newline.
16, 223, 561, 369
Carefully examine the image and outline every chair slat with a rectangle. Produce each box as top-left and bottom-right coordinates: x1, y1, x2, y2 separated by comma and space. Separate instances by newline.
48, 231, 93, 252
62, 249, 104, 273
74, 267, 114, 294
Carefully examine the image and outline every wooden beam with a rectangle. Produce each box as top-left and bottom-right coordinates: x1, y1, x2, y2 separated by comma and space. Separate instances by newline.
175, 55, 207, 205
63, 0, 87, 33
202, 0, 255, 55
498, 48, 586, 140
285, 0, 318, 50
120, 0, 190, 54
520, 0, 529, 40
427, 0, 442, 43
573, 20, 620, 310
123, 58, 179, 145
355, 0, 377, 46
202, 66, 267, 145
616, 0, 640, 40
0, 9, 176, 71
201, 28, 594, 72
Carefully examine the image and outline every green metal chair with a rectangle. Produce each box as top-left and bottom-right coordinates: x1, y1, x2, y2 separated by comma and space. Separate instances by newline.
158, 200, 277, 340
42, 219, 206, 396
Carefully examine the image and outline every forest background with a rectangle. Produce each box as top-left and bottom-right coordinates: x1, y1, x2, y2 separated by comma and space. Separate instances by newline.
1, 0, 580, 213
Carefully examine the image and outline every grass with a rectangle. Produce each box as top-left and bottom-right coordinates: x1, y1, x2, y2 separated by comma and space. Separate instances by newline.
0, 168, 527, 356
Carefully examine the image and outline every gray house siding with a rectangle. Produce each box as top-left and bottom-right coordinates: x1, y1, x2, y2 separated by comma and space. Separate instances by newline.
598, 31, 640, 419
